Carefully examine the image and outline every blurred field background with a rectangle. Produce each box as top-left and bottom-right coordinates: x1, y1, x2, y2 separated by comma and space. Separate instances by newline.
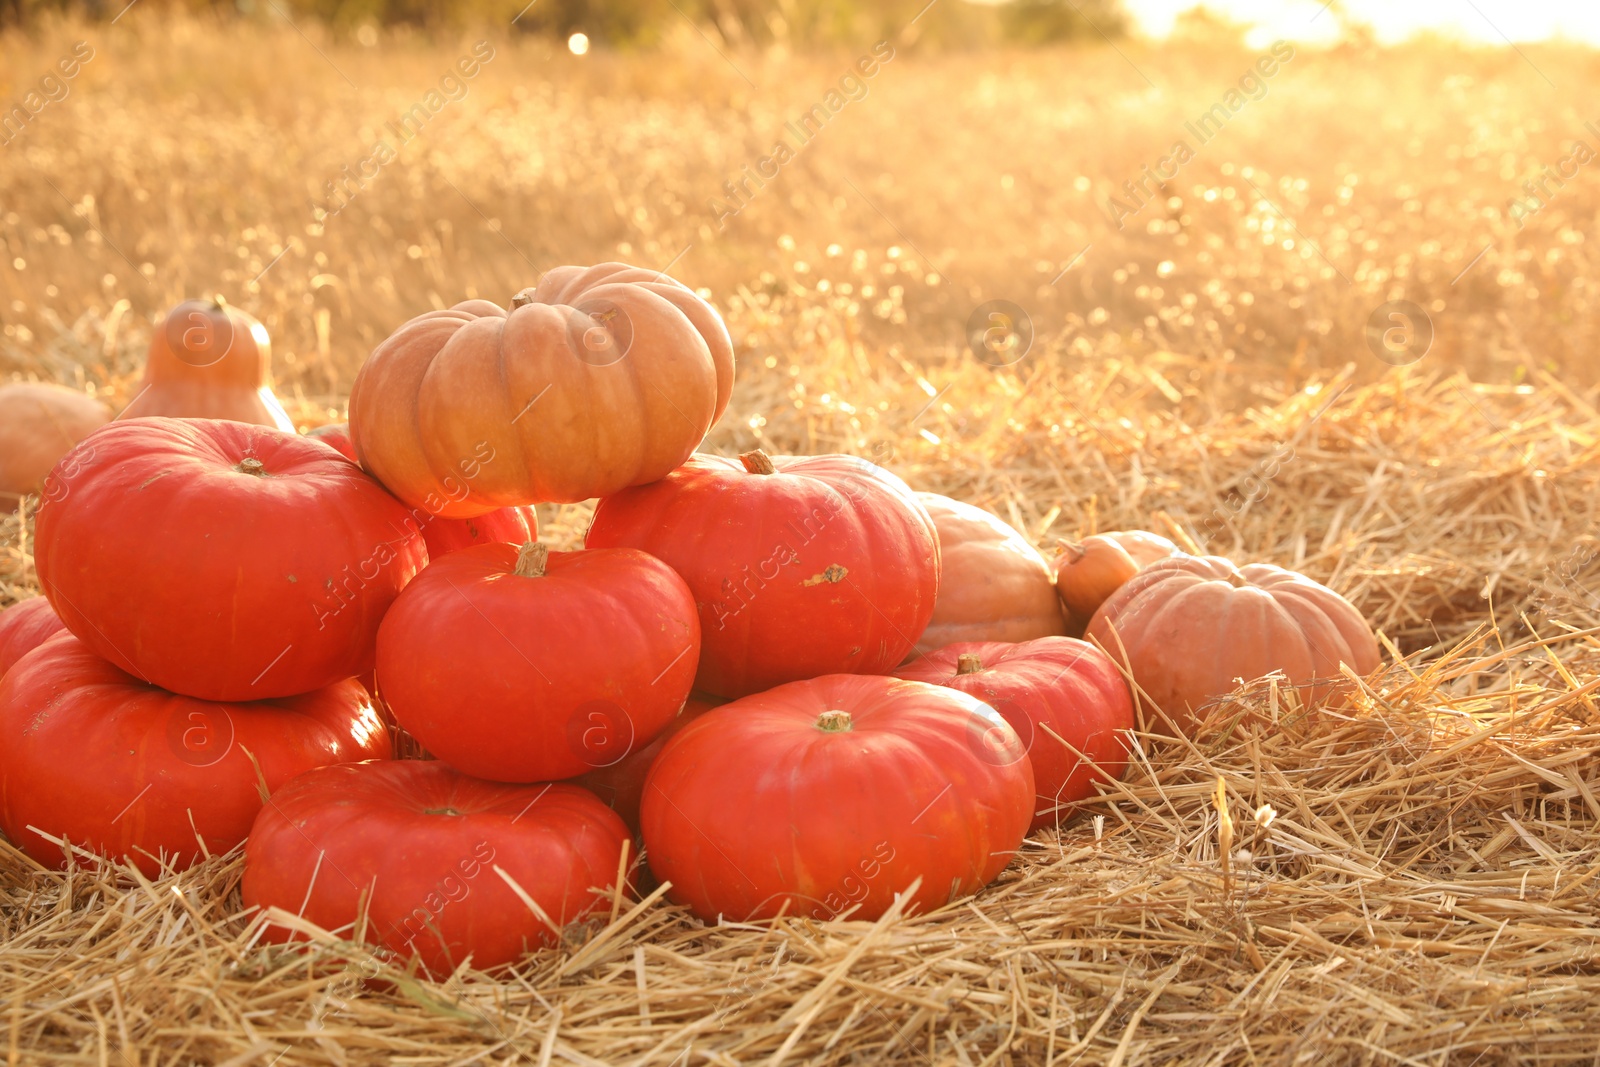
4, 1, 1600, 1062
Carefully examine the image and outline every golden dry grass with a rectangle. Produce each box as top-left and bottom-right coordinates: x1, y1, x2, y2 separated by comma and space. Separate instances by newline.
3, 10, 1600, 1064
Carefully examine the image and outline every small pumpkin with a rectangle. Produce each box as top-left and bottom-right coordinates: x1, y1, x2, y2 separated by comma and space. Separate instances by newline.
376, 541, 700, 783
244, 761, 633, 975
0, 631, 390, 874
1053, 530, 1181, 624
307, 422, 538, 558
348, 263, 735, 515
896, 637, 1133, 833
0, 596, 65, 679
574, 692, 725, 833
640, 674, 1033, 923
913, 493, 1064, 656
586, 449, 940, 698
0, 382, 110, 503
1085, 555, 1380, 736
117, 299, 293, 430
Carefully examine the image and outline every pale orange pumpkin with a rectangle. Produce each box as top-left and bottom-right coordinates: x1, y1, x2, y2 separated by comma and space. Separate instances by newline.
912, 493, 1064, 656
117, 299, 292, 430
0, 383, 111, 504
1085, 555, 1380, 736
348, 263, 735, 517
1053, 530, 1181, 624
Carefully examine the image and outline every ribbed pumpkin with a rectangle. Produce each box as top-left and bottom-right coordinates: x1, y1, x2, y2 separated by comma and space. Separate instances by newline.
0, 383, 110, 503
348, 263, 735, 516
913, 493, 1063, 656
1085, 555, 1380, 736
117, 299, 292, 430
1053, 530, 1181, 625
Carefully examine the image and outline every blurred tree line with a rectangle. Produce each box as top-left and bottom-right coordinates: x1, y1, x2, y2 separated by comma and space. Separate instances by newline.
0, 0, 1127, 46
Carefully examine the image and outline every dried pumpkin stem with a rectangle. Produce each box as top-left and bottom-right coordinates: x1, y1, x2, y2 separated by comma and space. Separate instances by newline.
514, 542, 549, 577
956, 653, 984, 675
816, 710, 853, 732
234, 458, 267, 477
1056, 540, 1086, 564
740, 449, 778, 475
1225, 569, 1248, 588
510, 290, 538, 309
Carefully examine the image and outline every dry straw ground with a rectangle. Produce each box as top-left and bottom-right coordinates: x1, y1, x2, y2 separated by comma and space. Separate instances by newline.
3, 10, 1600, 1064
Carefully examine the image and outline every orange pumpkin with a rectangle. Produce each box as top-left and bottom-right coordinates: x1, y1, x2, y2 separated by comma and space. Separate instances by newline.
348, 263, 735, 516
117, 299, 292, 430
1053, 530, 1180, 624
1084, 555, 1380, 736
912, 493, 1064, 656
0, 383, 111, 503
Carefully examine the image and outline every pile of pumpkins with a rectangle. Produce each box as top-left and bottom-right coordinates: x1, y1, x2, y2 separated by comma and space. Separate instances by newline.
0, 267, 1380, 974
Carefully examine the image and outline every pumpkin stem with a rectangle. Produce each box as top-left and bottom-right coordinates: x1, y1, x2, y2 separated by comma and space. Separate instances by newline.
816, 710, 853, 732
514, 542, 549, 577
740, 449, 778, 475
235, 457, 267, 477
423, 807, 462, 816
1056, 540, 1086, 564
510, 289, 538, 309
1225, 568, 1248, 588
956, 653, 984, 675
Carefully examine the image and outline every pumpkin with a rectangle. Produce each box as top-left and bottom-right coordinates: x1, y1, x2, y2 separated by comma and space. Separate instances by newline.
574, 692, 724, 833
0, 382, 110, 503
307, 422, 539, 558
1085, 555, 1380, 736
347, 263, 735, 516
35, 418, 427, 701
641, 674, 1032, 922
1053, 530, 1181, 624
0, 631, 390, 874
912, 492, 1064, 656
376, 541, 700, 782
586, 449, 940, 698
117, 299, 293, 431
0, 596, 65, 678
896, 638, 1133, 833
243, 761, 633, 975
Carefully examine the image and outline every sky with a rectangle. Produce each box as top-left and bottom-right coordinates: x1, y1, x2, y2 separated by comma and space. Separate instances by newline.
1124, 0, 1600, 46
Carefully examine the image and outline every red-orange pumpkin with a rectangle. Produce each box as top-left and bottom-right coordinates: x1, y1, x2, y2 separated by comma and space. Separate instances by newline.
348, 263, 734, 516
376, 542, 700, 783
1085, 555, 1380, 736
913, 493, 1064, 656
0, 631, 390, 874
896, 638, 1133, 833
117, 299, 293, 430
574, 692, 725, 833
586, 450, 940, 698
243, 761, 632, 975
1053, 530, 1181, 624
0, 596, 65, 678
0, 382, 110, 504
640, 674, 1033, 922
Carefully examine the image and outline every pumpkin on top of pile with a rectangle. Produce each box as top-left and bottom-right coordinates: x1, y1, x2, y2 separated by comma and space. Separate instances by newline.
0, 264, 1382, 975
